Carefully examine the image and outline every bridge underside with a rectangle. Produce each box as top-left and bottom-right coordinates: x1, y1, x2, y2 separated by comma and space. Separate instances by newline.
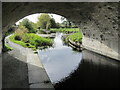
1, 2, 120, 60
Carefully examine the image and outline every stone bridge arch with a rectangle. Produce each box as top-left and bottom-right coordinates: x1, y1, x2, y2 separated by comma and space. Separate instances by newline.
2, 2, 119, 60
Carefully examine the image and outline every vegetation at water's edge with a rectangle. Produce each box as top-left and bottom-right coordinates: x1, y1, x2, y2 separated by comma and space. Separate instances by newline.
3, 44, 13, 52
49, 28, 79, 33
9, 33, 53, 51
4, 13, 79, 51
65, 32, 82, 43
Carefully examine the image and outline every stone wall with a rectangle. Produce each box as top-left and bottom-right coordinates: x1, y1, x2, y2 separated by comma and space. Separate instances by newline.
79, 3, 119, 60
2, 2, 119, 60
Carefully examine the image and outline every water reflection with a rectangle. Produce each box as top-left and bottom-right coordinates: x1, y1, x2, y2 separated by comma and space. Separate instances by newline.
53, 33, 63, 47
38, 32, 120, 88
38, 32, 82, 83
55, 50, 120, 88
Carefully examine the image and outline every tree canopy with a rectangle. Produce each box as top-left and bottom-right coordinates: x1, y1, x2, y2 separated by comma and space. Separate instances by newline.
37, 14, 51, 30
18, 13, 77, 33
60, 16, 77, 28
37, 13, 57, 30
19, 19, 37, 33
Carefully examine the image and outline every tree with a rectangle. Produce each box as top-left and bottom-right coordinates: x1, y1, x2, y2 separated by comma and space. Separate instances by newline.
56, 22, 60, 28
61, 17, 66, 22
71, 22, 78, 28
61, 16, 69, 28
63, 21, 68, 28
37, 13, 52, 30
61, 16, 73, 28
19, 19, 37, 33
50, 18, 56, 28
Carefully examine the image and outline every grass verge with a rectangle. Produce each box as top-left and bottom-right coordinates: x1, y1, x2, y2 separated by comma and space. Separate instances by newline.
50, 28, 79, 33
66, 32, 82, 43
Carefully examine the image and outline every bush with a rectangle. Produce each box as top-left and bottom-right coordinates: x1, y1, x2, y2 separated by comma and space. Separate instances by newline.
19, 19, 37, 33
14, 36, 21, 41
14, 28, 30, 43
9, 34, 28, 47
9, 33, 53, 50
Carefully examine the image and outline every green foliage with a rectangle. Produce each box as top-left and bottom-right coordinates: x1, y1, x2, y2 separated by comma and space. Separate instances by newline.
50, 18, 56, 28
50, 28, 79, 33
56, 23, 60, 28
37, 13, 52, 30
66, 32, 82, 43
28, 33, 53, 47
14, 28, 29, 42
9, 34, 29, 47
37, 13, 57, 30
9, 33, 53, 50
5, 24, 17, 37
3, 44, 13, 52
19, 18, 37, 33
60, 16, 76, 28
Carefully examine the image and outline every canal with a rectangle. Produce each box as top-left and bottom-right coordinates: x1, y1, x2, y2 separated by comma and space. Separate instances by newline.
38, 32, 82, 83
38, 32, 120, 88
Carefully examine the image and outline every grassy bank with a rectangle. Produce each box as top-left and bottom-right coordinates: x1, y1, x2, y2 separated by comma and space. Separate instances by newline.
9, 33, 53, 51
65, 32, 82, 43
50, 28, 79, 33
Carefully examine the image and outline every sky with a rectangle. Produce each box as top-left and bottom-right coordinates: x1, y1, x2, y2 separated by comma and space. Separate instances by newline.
16, 13, 64, 25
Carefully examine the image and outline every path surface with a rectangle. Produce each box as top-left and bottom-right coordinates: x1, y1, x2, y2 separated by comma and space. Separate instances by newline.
3, 35, 54, 89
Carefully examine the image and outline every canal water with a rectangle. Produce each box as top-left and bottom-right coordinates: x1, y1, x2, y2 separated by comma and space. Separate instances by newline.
38, 32, 82, 84
38, 32, 120, 88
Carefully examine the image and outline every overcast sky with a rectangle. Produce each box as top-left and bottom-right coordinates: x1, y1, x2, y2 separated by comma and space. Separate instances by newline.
16, 13, 63, 25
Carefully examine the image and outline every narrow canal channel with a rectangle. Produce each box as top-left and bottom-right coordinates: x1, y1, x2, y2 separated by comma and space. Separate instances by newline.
38, 32, 120, 88
38, 32, 82, 84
